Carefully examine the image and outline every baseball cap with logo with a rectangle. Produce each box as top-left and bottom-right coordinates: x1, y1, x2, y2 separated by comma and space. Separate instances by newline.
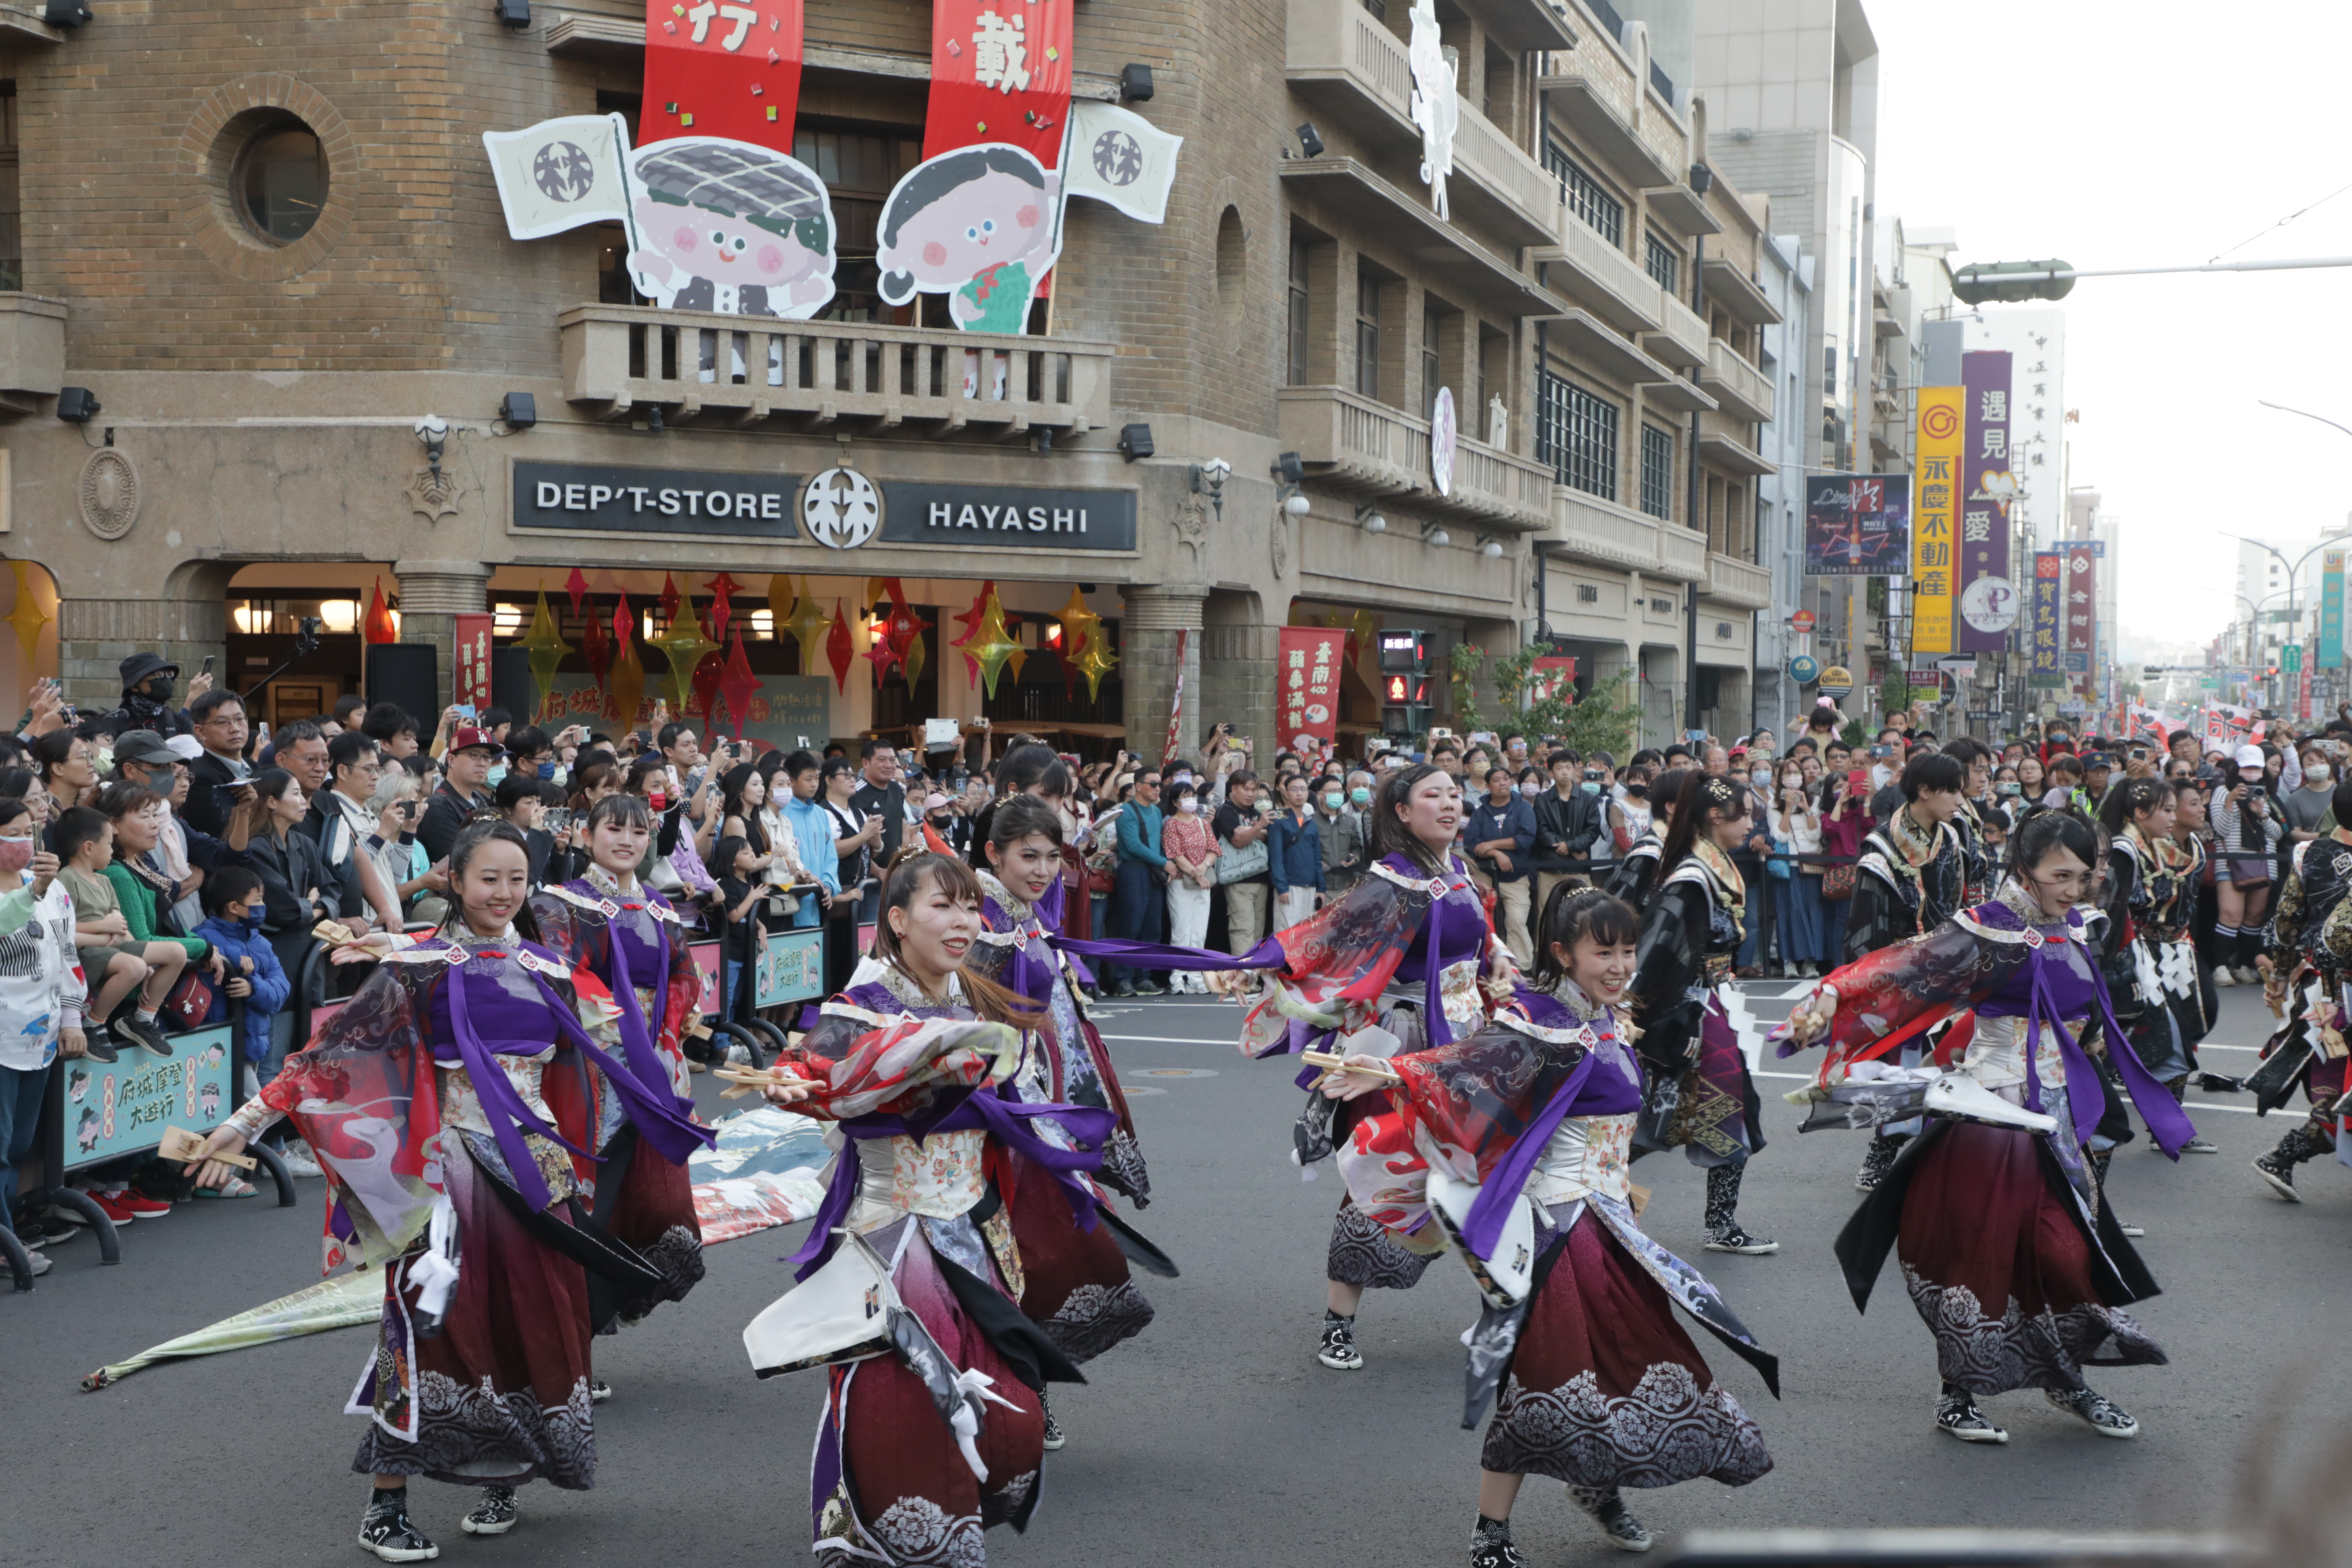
449, 725, 506, 756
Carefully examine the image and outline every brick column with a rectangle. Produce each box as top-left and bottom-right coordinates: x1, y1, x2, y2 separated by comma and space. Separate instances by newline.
393, 559, 492, 715
57, 596, 227, 716
1121, 584, 1206, 767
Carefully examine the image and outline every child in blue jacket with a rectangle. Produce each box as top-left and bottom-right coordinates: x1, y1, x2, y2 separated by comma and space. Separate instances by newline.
195, 867, 291, 1067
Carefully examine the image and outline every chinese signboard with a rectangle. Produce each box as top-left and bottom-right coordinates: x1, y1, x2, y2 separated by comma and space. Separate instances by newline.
2324, 550, 2345, 669
536, 671, 832, 747
1910, 387, 1963, 654
454, 612, 495, 713
754, 926, 825, 1008
64, 1028, 235, 1169
2063, 541, 2097, 677
1277, 625, 1345, 746
642, 0, 806, 150
2029, 552, 2065, 688
924, 0, 1074, 166
1958, 351, 2018, 653
1803, 473, 1911, 576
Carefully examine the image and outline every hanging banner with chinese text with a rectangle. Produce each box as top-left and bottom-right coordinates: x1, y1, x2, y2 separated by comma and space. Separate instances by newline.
2323, 550, 2345, 669
924, 0, 1073, 166
2028, 552, 2064, 688
1802, 473, 1910, 576
1277, 626, 1346, 747
643, 0, 805, 150
1910, 387, 1962, 654
454, 612, 495, 713
1958, 351, 2018, 653
2063, 540, 2096, 679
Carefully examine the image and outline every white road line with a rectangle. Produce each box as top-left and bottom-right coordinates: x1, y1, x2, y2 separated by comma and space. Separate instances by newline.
1098, 1035, 1241, 1047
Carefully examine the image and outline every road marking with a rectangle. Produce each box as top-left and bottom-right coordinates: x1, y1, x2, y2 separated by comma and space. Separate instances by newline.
1099, 1035, 1241, 1047
1131, 1068, 1218, 1078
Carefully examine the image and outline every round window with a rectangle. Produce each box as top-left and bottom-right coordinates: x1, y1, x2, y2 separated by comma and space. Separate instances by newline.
236, 123, 328, 245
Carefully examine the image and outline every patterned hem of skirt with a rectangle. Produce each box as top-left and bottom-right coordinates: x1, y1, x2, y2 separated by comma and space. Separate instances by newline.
1903, 1264, 2169, 1396
351, 1371, 597, 1491
1326, 1202, 1439, 1291
1042, 1275, 1156, 1365
1479, 1364, 1773, 1490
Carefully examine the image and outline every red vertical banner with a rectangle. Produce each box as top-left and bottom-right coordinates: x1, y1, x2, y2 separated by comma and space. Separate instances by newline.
924, 0, 1074, 166
454, 613, 495, 713
1161, 627, 1186, 771
643, 0, 805, 150
1279, 627, 1346, 748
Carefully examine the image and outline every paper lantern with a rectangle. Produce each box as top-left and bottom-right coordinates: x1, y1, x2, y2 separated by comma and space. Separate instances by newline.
718, 629, 758, 739
610, 631, 646, 728
781, 575, 832, 669
704, 571, 744, 643
948, 578, 995, 684
1054, 583, 1103, 665
902, 627, 927, 688
563, 566, 590, 618
1071, 618, 1119, 700
965, 587, 1022, 698
516, 590, 572, 702
5, 561, 46, 666
362, 577, 398, 646
650, 603, 719, 714
825, 600, 854, 693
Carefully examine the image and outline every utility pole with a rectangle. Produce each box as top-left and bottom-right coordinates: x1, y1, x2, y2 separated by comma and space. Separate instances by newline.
1682, 163, 1713, 738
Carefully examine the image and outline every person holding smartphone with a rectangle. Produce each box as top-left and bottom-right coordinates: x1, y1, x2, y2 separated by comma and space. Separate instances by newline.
99, 651, 212, 742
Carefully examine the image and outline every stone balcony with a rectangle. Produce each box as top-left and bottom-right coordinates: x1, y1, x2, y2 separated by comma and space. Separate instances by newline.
558, 306, 1113, 434
1700, 339, 1774, 424
1534, 214, 1661, 335
1549, 484, 1709, 583
1704, 551, 1772, 609
1537, 23, 1685, 189
0, 293, 65, 413
1279, 384, 1554, 531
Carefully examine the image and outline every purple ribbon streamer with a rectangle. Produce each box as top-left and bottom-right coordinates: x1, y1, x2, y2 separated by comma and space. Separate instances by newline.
1458, 1037, 1606, 1260
1050, 933, 1285, 971
787, 1088, 1119, 1280
597, 896, 697, 1115
2011, 946, 2194, 1158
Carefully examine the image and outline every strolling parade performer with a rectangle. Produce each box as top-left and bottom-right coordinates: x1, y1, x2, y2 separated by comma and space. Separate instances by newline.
747, 849, 1159, 1564
1318, 886, 1776, 1564
1229, 762, 1521, 1373
2252, 775, 2352, 1199
1626, 771, 1776, 1254
2096, 778, 2220, 1157
1604, 766, 1685, 911
1843, 754, 1979, 1194
184, 821, 714, 1560
1780, 811, 2196, 1445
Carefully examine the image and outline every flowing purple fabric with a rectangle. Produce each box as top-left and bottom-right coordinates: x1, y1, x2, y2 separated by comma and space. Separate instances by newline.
593, 895, 695, 1115
1050, 933, 1283, 971
1983, 943, 2194, 1157
1459, 1045, 1602, 1259
787, 1089, 1120, 1280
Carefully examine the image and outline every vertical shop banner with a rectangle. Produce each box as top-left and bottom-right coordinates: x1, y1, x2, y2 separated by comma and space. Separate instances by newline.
924, 0, 1073, 166
454, 612, 495, 713
1910, 388, 1962, 654
2029, 552, 2064, 687
1958, 351, 2018, 653
1161, 627, 1186, 770
2323, 550, 2345, 668
2063, 541, 2096, 678
1278, 626, 1346, 747
1802, 474, 1911, 575
643, 0, 805, 149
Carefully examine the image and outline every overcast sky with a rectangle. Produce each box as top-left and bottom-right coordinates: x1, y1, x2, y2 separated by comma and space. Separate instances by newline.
1869, 0, 2352, 655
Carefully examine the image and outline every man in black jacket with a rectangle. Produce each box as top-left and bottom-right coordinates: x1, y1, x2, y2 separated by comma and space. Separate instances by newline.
182, 688, 254, 838
418, 725, 503, 862
97, 651, 209, 741
1533, 749, 1603, 914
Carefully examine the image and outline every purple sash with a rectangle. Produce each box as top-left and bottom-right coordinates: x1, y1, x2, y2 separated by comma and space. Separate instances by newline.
1459, 1045, 1605, 1260
1983, 943, 2194, 1157
587, 888, 695, 1116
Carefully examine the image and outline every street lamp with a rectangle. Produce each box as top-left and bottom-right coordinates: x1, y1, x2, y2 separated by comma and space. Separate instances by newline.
2258, 399, 2352, 444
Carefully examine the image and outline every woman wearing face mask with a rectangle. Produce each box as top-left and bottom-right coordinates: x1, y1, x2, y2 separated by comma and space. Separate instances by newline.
186, 821, 712, 1559
1782, 811, 2195, 1446
1605, 766, 1685, 909
2096, 779, 2219, 1163
528, 792, 710, 1348
1226, 763, 1524, 1373
2210, 745, 2282, 985
1770, 762, 1829, 979
1321, 887, 1777, 1564
1161, 780, 1220, 992
1627, 772, 1775, 1255
751, 850, 1104, 1568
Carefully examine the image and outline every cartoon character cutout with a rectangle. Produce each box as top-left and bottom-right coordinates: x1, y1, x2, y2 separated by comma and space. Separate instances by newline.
1407, 0, 1458, 220
627, 138, 837, 319
876, 144, 1062, 335
68, 1066, 88, 1105
200, 1081, 221, 1120
75, 1106, 97, 1153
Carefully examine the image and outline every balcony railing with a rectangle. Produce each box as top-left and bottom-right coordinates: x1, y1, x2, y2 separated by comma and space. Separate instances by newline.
1552, 485, 1662, 573
1704, 551, 1772, 609
559, 307, 1113, 431
1288, 0, 1560, 244
1701, 339, 1774, 423
1640, 290, 1708, 370
1537, 25, 1682, 188
1536, 215, 1661, 334
0, 293, 64, 411
1280, 385, 1552, 530
1654, 523, 1707, 581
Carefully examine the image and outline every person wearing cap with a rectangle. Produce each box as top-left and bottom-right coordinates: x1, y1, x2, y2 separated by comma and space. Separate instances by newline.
98, 651, 211, 742
109, 727, 255, 933
2081, 752, 2114, 808
918, 789, 972, 857
418, 725, 502, 862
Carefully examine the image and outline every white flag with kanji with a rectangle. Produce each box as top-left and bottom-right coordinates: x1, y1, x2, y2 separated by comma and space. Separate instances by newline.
1060, 100, 1182, 225
482, 113, 633, 241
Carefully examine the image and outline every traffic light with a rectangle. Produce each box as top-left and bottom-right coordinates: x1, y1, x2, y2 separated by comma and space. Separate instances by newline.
1950, 259, 2077, 304
1378, 628, 1434, 737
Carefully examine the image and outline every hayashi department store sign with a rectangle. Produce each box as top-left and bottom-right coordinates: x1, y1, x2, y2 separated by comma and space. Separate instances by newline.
512, 461, 1137, 552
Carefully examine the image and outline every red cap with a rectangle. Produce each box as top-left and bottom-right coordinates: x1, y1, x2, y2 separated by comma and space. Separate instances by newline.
449, 725, 505, 756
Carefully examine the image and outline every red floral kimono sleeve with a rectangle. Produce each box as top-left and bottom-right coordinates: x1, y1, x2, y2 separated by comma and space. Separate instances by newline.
1798, 917, 2010, 1084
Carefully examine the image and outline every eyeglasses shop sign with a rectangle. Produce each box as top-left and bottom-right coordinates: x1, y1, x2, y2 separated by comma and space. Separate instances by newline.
513, 462, 1137, 552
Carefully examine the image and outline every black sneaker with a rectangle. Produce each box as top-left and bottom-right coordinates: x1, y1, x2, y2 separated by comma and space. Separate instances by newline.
589, 1378, 612, 1404
1133, 979, 1167, 996
2044, 1385, 2138, 1438
81, 1028, 118, 1064
1935, 1389, 2008, 1444
1317, 1311, 1363, 1370
1041, 1403, 1066, 1452
117, 1015, 173, 1057
358, 1488, 439, 1562
1568, 1485, 1654, 1553
1703, 1225, 1779, 1255
461, 1485, 520, 1536
2253, 1153, 2302, 1202
1470, 1519, 1526, 1568
18, 1214, 78, 1246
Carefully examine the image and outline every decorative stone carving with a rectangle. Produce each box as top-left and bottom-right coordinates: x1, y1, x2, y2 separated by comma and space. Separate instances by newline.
405, 466, 464, 524
78, 449, 141, 541
1170, 489, 1209, 561
1269, 509, 1290, 579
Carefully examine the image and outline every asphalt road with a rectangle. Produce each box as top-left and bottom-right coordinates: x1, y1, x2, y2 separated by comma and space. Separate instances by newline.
4, 981, 2345, 1568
